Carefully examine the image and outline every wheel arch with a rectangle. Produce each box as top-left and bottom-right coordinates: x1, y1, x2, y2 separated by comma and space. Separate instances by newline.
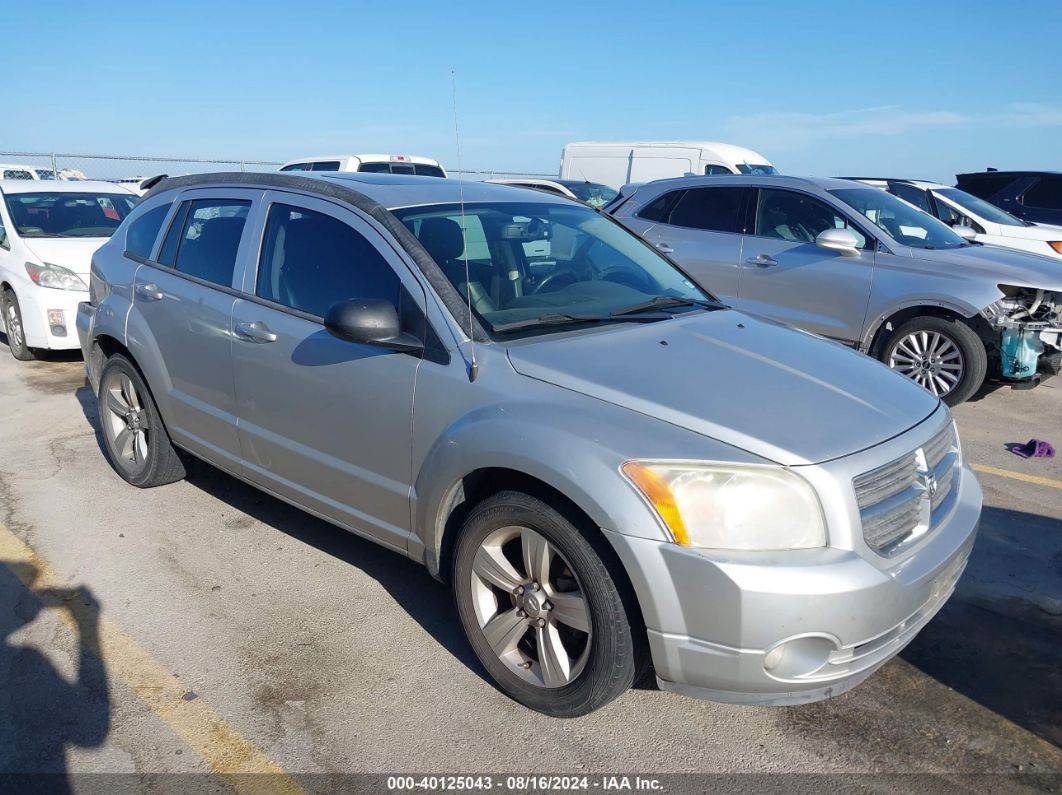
863, 303, 992, 358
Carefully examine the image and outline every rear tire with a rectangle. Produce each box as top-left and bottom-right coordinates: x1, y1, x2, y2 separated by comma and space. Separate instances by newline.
452, 491, 644, 717
881, 316, 987, 406
2, 289, 39, 361
97, 354, 185, 487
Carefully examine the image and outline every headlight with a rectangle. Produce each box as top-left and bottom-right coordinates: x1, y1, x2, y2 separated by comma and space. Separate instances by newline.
621, 461, 827, 550
25, 262, 88, 291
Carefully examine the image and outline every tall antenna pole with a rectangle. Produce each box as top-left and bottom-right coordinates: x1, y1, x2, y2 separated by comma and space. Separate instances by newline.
451, 69, 479, 383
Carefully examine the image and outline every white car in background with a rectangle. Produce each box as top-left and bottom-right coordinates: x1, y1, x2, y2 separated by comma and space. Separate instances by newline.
0, 163, 59, 181
280, 153, 447, 177
485, 177, 619, 208
0, 180, 138, 360
849, 178, 1062, 261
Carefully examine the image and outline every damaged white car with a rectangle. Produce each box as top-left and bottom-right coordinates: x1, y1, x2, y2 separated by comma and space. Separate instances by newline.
608, 176, 1062, 405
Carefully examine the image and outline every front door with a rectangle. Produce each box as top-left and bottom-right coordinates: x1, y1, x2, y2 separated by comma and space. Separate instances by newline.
130, 189, 260, 468
230, 193, 424, 551
736, 188, 875, 343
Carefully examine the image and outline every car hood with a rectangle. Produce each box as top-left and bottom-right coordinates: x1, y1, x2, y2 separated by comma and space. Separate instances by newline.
506, 309, 939, 466
22, 237, 110, 277
908, 245, 1062, 289
1000, 222, 1062, 242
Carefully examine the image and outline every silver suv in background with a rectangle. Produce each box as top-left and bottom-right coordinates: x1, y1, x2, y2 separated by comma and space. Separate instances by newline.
609, 175, 1062, 405
78, 172, 980, 716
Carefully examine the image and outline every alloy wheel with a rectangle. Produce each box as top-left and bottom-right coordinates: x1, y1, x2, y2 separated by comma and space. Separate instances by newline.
5, 301, 23, 351
469, 525, 592, 688
888, 330, 965, 397
102, 373, 150, 474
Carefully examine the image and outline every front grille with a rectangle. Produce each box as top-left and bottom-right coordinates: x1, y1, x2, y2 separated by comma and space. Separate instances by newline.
853, 424, 959, 555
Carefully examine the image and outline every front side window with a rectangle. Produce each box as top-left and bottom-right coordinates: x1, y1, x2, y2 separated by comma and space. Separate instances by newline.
391, 201, 712, 339
755, 189, 866, 248
125, 203, 173, 258
735, 163, 778, 176
831, 187, 965, 250
257, 203, 400, 318
1022, 177, 1062, 210
167, 199, 250, 286
280, 163, 311, 172
310, 161, 342, 172
3, 192, 138, 238
33, 169, 57, 180
705, 165, 733, 175
667, 187, 749, 233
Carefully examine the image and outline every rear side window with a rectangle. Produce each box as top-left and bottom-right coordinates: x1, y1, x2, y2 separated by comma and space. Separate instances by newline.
256, 203, 400, 318
668, 187, 749, 233
704, 165, 734, 175
125, 203, 172, 258
888, 183, 931, 212
310, 161, 341, 171
637, 190, 684, 222
280, 163, 310, 172
163, 199, 250, 287
1022, 177, 1062, 210
2, 169, 33, 180
957, 174, 1013, 200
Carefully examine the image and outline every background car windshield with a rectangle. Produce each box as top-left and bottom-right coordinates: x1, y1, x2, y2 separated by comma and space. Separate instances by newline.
566, 182, 619, 208
736, 164, 778, 175
937, 188, 1027, 227
831, 187, 966, 249
392, 201, 709, 337
4, 192, 139, 238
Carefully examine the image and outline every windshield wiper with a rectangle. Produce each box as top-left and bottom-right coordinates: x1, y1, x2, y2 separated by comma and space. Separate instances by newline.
492, 311, 674, 333
609, 295, 719, 317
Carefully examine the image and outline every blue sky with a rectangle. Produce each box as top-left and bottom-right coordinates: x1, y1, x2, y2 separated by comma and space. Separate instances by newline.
3, 0, 1060, 182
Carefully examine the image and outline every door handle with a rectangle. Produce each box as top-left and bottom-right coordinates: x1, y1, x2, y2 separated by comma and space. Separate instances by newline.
135, 282, 164, 301
745, 254, 778, 267
653, 241, 674, 254
234, 320, 278, 343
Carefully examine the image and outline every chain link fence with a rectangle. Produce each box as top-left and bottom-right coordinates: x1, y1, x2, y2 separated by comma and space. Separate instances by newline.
0, 151, 552, 186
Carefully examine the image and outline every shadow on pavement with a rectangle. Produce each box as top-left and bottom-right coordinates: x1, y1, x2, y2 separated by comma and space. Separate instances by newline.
182, 459, 494, 686
901, 505, 1062, 747
0, 562, 109, 790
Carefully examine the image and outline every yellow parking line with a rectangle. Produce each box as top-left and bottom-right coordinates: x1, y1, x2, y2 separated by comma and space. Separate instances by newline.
972, 463, 1062, 490
0, 523, 304, 794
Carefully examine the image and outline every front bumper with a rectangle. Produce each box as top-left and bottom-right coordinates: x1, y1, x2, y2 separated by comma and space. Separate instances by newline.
16, 287, 88, 351
605, 461, 981, 706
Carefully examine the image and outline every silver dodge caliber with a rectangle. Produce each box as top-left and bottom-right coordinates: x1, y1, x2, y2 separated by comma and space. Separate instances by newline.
77, 172, 981, 717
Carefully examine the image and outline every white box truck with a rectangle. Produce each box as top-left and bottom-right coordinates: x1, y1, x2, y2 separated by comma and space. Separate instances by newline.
559, 141, 776, 188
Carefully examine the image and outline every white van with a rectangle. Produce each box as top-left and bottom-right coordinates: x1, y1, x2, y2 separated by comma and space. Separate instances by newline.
280, 154, 447, 178
559, 141, 776, 189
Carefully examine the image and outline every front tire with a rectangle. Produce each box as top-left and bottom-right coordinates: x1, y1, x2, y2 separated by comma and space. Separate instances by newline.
881, 316, 987, 406
2, 289, 39, 361
97, 354, 186, 487
452, 491, 643, 717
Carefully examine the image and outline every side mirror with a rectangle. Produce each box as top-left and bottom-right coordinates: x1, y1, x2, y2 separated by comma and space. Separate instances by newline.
815, 227, 860, 257
953, 225, 978, 242
323, 298, 423, 352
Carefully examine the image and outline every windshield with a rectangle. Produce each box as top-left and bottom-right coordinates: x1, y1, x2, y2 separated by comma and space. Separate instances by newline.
936, 187, 1028, 227
4, 192, 139, 238
565, 182, 619, 209
391, 201, 713, 339
830, 187, 966, 250
736, 163, 778, 175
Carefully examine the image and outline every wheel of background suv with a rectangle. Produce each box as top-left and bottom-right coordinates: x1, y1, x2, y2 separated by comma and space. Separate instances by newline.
452, 490, 644, 717
882, 316, 987, 406
97, 354, 186, 487
2, 289, 39, 361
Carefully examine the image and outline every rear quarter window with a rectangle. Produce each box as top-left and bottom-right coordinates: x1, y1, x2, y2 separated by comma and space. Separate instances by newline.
125, 203, 173, 258
1022, 177, 1062, 210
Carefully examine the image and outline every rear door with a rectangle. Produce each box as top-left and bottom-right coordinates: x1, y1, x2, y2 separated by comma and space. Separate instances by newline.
736, 188, 874, 343
130, 189, 261, 469
637, 186, 752, 299
1018, 176, 1062, 224
230, 192, 426, 551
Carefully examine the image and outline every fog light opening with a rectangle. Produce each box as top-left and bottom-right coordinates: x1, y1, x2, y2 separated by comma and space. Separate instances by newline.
763, 636, 836, 680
